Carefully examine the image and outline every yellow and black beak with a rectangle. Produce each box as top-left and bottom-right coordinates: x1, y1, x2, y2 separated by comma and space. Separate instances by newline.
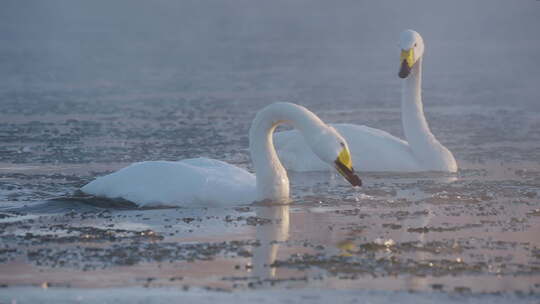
334, 148, 362, 187
398, 48, 415, 79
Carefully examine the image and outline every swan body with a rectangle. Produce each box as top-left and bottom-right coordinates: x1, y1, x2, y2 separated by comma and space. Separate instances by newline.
276, 124, 419, 172
81, 158, 256, 207
81, 102, 361, 207
275, 30, 457, 173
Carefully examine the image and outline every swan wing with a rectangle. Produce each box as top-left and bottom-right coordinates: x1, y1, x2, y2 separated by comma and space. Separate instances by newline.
81, 158, 256, 207
275, 123, 419, 172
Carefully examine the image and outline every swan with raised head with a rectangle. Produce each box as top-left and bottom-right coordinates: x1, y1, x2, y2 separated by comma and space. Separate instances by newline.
275, 30, 457, 173
81, 102, 361, 207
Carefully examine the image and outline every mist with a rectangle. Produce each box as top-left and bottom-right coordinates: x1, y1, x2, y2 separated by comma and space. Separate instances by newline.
1, 0, 538, 108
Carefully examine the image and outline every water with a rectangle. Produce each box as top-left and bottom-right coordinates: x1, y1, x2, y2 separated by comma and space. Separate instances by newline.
1, 0, 539, 301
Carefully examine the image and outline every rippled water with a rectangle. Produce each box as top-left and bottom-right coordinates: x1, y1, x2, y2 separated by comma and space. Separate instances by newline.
1, 0, 539, 300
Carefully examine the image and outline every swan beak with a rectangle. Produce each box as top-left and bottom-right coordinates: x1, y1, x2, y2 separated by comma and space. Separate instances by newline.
335, 148, 362, 187
399, 48, 415, 78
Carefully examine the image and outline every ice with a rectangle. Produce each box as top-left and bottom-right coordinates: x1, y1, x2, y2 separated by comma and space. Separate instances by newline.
1, 287, 537, 304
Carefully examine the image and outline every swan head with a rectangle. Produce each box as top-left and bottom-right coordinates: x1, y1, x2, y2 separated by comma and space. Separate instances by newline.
304, 125, 362, 187
398, 29, 424, 79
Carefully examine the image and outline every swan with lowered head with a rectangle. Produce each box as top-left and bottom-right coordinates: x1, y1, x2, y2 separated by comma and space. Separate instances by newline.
81, 102, 361, 207
274, 30, 457, 173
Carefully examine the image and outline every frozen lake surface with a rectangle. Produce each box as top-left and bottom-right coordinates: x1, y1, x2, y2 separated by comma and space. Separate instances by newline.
1, 0, 539, 302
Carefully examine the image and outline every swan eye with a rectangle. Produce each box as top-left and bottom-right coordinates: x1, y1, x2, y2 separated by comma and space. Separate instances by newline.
340, 142, 345, 147
414, 43, 417, 47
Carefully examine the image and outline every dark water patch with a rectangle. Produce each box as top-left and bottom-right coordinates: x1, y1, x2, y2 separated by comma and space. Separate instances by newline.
26, 240, 258, 271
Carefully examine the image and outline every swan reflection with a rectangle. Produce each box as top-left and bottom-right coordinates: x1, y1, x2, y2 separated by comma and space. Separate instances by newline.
252, 204, 290, 279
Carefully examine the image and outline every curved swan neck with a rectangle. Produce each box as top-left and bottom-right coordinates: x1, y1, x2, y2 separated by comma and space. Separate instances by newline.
401, 58, 437, 153
400, 56, 458, 172
249, 103, 326, 202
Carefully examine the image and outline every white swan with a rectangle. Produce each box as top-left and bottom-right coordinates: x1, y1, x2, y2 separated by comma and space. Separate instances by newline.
81, 102, 361, 207
275, 30, 457, 173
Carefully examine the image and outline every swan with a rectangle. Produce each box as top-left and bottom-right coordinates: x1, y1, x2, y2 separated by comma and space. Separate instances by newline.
81, 102, 361, 207
274, 30, 457, 172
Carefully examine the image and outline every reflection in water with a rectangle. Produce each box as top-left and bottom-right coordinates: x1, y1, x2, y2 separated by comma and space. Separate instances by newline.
405, 203, 433, 291
252, 204, 290, 279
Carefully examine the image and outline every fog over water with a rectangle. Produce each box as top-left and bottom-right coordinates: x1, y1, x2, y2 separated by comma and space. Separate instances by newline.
2, 1, 538, 105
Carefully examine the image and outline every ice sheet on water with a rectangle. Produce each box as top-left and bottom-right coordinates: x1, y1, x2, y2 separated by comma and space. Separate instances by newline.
0, 287, 537, 304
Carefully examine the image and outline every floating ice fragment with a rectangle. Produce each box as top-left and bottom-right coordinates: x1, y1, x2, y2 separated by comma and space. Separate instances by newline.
374, 238, 395, 247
